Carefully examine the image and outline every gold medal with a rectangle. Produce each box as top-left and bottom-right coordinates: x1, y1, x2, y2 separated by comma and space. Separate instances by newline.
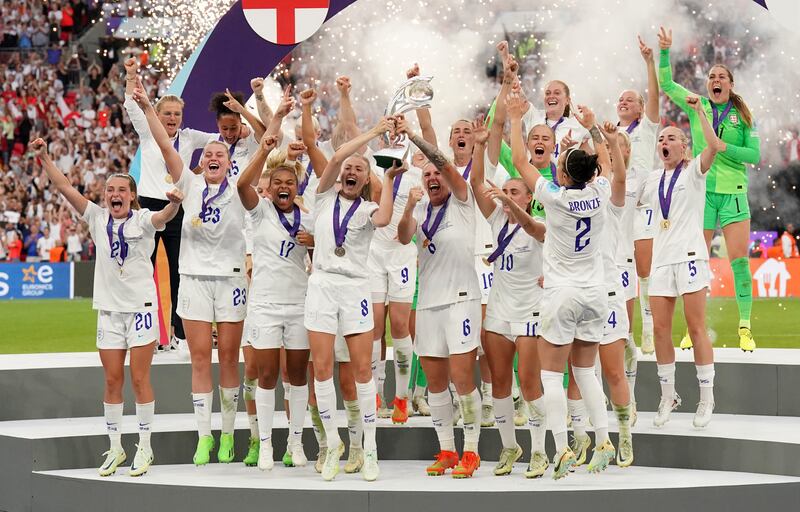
164, 174, 173, 184
334, 246, 346, 257
192, 216, 202, 228
423, 239, 430, 248
482, 257, 490, 266
661, 219, 670, 231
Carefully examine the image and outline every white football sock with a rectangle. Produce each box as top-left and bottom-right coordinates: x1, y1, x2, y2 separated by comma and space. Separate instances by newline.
460, 388, 482, 452
541, 369, 568, 452
526, 398, 547, 453
393, 335, 413, 399
288, 384, 308, 447
573, 365, 609, 446
696, 364, 715, 402
657, 363, 676, 400
356, 380, 378, 451
219, 386, 240, 435
104, 402, 123, 451
494, 394, 515, 449
314, 378, 341, 448
191, 392, 213, 438
428, 389, 455, 452
256, 386, 275, 443
136, 401, 154, 450
567, 398, 588, 438
344, 399, 363, 450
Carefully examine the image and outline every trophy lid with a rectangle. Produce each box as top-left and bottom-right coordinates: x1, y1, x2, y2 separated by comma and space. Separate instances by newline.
373, 141, 411, 170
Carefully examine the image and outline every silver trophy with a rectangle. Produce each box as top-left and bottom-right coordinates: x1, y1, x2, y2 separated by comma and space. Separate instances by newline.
383, 76, 434, 144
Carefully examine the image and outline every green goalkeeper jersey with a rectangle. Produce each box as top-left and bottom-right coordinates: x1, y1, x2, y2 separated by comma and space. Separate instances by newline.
658, 48, 761, 194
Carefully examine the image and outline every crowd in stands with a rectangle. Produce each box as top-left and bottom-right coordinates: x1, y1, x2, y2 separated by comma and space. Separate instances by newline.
0, 1, 797, 262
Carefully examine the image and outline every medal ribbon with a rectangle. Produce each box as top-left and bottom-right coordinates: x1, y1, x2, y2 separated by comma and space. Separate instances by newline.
201, 178, 230, 214
658, 160, 685, 223
711, 101, 733, 136
421, 194, 450, 242
392, 173, 403, 199
298, 159, 314, 195
106, 210, 133, 266
486, 221, 522, 263
624, 119, 640, 134
333, 194, 362, 248
275, 203, 301, 238
461, 159, 473, 179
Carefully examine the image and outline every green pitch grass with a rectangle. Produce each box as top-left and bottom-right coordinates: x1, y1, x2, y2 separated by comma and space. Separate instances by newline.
1, 297, 799, 354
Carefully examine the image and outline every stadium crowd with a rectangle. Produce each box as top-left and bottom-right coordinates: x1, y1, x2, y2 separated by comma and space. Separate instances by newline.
0, 2, 798, 262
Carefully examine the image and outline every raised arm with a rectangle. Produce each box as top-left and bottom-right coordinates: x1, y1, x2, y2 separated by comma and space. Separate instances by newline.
223, 88, 266, 141
397, 186, 423, 245
265, 85, 294, 138
30, 138, 88, 215
599, 122, 627, 207
372, 163, 406, 228
469, 117, 496, 219
687, 96, 721, 173
122, 58, 150, 137
250, 77, 274, 128
489, 60, 516, 166
507, 92, 540, 193
151, 189, 184, 230
638, 36, 660, 123
657, 27, 693, 111
485, 182, 545, 242
406, 64, 437, 146
237, 134, 277, 210
317, 118, 389, 194
396, 114, 467, 202
299, 88, 328, 176
131, 79, 184, 183
335, 76, 361, 137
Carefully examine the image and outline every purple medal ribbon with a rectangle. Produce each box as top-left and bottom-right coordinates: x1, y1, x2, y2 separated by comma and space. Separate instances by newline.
106, 210, 133, 266
275, 203, 301, 238
550, 162, 559, 187
333, 194, 362, 249
392, 173, 403, 199
421, 194, 450, 242
624, 119, 640, 134
487, 221, 522, 263
460, 159, 473, 179
298, 160, 313, 195
201, 178, 229, 214
712, 101, 732, 135
550, 116, 565, 157
658, 160, 685, 222
218, 135, 239, 160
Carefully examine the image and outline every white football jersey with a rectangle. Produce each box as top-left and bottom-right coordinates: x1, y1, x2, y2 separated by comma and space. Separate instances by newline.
248, 198, 313, 305
413, 187, 480, 309
312, 187, 378, 280
602, 202, 625, 289
626, 116, 659, 175
485, 206, 544, 322
615, 165, 647, 265
458, 153, 497, 256
373, 165, 423, 246
640, 156, 708, 267
216, 133, 260, 179
175, 169, 247, 277
522, 106, 590, 162
534, 176, 610, 288
124, 96, 215, 200
82, 202, 160, 312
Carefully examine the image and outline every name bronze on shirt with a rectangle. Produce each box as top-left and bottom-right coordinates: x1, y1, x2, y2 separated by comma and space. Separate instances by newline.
568, 197, 601, 213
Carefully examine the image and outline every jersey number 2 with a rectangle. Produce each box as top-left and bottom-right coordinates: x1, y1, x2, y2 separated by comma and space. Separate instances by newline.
575, 217, 591, 252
